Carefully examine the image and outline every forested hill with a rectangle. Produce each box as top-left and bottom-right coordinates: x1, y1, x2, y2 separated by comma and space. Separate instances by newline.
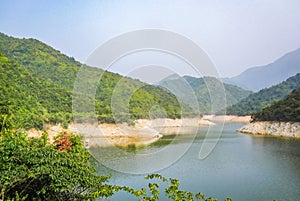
0, 32, 191, 129
159, 75, 252, 114
226, 73, 300, 115
0, 53, 72, 129
252, 87, 300, 122
0, 32, 80, 89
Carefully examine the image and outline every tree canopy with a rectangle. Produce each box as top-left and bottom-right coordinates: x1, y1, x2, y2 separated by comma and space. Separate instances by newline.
0, 33, 194, 129
252, 87, 300, 122
159, 75, 252, 114
226, 73, 300, 115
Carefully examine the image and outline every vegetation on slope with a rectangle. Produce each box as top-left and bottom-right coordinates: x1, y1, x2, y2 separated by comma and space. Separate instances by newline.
0, 53, 72, 129
226, 73, 300, 115
252, 87, 300, 122
0, 33, 193, 129
0, 32, 80, 89
160, 76, 252, 114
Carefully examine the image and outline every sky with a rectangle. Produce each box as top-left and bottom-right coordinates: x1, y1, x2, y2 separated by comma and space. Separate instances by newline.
1, 0, 300, 78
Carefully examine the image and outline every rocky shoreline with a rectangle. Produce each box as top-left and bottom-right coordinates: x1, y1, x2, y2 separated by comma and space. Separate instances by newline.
237, 121, 300, 138
203, 115, 251, 123
27, 118, 215, 147
27, 116, 258, 147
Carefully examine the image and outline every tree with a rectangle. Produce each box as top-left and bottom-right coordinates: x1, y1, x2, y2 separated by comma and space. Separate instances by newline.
0, 129, 114, 200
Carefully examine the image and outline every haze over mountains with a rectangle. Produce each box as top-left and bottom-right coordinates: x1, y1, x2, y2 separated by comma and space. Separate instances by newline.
226, 73, 300, 116
222, 48, 300, 91
158, 47, 300, 115
159, 76, 252, 114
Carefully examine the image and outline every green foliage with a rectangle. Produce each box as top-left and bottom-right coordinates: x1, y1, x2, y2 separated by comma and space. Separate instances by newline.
121, 174, 232, 201
160, 76, 252, 114
0, 32, 191, 129
0, 33, 80, 89
0, 129, 113, 200
252, 87, 300, 122
226, 73, 300, 115
0, 53, 72, 129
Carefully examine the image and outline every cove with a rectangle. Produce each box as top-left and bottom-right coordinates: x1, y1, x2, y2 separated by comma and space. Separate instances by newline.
93, 122, 300, 201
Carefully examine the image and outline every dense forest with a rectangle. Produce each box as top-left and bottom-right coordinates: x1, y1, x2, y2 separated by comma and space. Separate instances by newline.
0, 33, 195, 129
252, 87, 300, 122
226, 73, 300, 115
0, 53, 72, 129
159, 75, 252, 114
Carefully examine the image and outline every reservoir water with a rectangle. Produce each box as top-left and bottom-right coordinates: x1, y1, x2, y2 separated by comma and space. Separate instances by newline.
92, 123, 300, 201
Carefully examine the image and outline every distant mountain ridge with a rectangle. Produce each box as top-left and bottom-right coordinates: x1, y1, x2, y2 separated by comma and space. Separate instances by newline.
226, 73, 300, 115
159, 75, 252, 114
222, 48, 300, 91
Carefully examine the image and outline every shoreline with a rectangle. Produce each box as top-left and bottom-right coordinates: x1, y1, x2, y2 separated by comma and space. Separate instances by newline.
237, 121, 300, 138
70, 118, 215, 147
203, 115, 251, 123
27, 115, 251, 147
27, 117, 215, 147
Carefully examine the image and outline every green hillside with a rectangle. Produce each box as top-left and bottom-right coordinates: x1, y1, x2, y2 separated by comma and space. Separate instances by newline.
226, 73, 300, 115
252, 87, 300, 122
160, 76, 252, 114
0, 53, 73, 129
0, 32, 80, 89
0, 33, 191, 129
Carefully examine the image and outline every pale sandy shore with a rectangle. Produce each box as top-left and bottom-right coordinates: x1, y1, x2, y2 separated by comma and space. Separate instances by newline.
71, 118, 215, 147
27, 116, 252, 147
203, 115, 252, 123
27, 118, 215, 147
27, 116, 253, 147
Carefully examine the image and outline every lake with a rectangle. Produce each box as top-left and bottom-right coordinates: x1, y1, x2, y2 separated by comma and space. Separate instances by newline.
92, 122, 300, 201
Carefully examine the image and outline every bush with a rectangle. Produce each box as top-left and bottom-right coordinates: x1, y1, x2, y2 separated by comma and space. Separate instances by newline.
0, 129, 113, 200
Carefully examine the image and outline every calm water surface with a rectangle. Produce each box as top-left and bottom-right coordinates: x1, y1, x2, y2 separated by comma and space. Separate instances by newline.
93, 123, 300, 201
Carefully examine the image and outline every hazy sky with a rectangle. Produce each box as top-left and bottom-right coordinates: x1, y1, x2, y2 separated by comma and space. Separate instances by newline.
1, 0, 300, 77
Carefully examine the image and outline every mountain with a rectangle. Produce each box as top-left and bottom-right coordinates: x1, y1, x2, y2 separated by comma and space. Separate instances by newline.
0, 52, 73, 129
159, 75, 252, 114
0, 32, 192, 129
222, 48, 300, 91
226, 73, 300, 115
157, 73, 181, 85
0, 32, 81, 89
252, 87, 300, 122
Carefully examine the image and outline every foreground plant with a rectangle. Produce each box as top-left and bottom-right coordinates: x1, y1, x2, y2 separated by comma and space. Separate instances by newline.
0, 128, 115, 200
120, 174, 232, 201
